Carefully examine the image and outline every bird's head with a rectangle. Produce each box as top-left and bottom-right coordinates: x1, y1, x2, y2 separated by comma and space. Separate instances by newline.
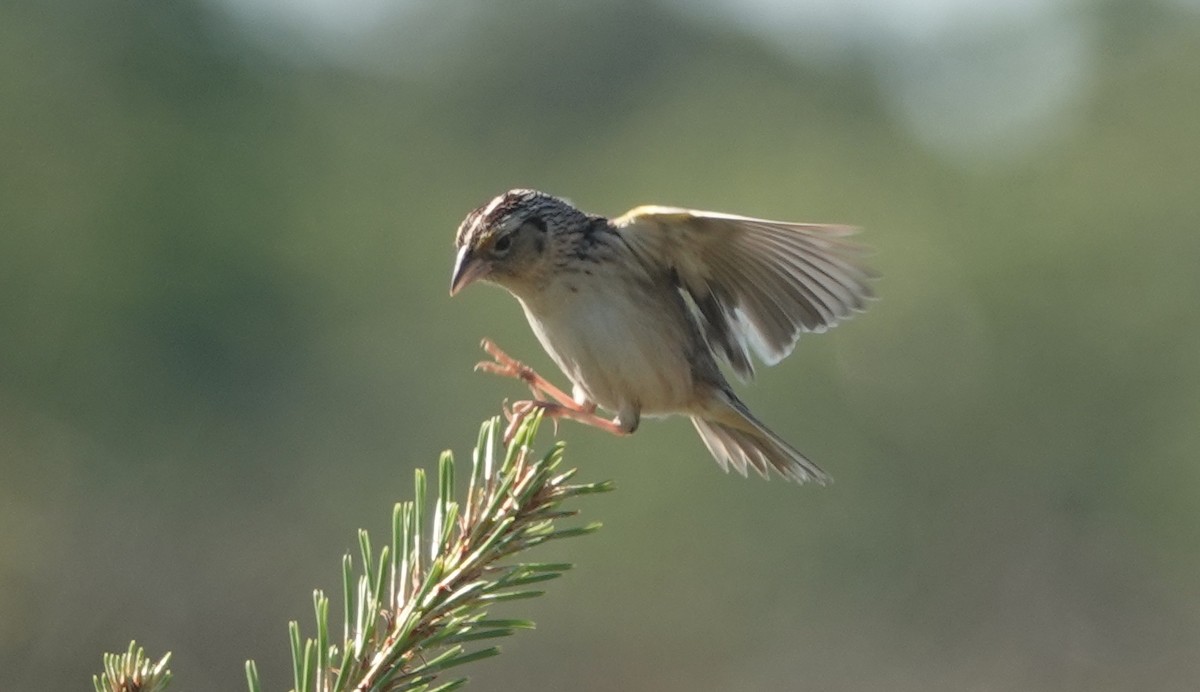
450, 189, 582, 296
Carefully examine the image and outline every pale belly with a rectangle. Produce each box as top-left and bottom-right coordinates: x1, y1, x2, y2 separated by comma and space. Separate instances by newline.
519, 279, 699, 416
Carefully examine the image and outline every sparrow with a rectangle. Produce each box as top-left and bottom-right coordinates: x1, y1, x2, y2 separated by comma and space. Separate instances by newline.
449, 189, 874, 483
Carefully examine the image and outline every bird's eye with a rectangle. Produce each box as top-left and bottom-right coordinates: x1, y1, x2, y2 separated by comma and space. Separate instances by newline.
493, 235, 512, 254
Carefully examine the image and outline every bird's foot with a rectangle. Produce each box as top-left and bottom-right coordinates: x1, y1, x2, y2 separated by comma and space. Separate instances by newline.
502, 399, 630, 444
475, 338, 578, 407
501, 398, 556, 443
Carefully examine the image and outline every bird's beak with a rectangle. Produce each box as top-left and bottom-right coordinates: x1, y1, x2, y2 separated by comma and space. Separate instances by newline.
449, 246, 489, 296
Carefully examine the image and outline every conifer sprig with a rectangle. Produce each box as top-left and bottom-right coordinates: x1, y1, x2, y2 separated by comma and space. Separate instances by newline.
97, 412, 609, 691
250, 411, 611, 691
93, 641, 173, 692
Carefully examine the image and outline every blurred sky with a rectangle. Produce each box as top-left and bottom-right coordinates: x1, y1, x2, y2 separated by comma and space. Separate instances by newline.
3, 0, 1200, 690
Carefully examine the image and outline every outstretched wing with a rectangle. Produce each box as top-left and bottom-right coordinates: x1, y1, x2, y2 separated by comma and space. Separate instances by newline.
613, 205, 875, 380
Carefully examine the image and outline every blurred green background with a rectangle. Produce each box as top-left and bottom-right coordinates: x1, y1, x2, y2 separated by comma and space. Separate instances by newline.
3, 0, 1199, 689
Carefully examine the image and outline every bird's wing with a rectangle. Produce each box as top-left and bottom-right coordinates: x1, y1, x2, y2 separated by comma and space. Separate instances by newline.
613, 205, 875, 380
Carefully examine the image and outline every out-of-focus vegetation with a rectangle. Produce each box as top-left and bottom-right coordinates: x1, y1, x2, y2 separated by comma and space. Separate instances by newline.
2, 1, 1199, 689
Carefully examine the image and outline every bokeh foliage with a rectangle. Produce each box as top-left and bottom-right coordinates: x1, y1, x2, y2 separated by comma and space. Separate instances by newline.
2, 1, 1199, 690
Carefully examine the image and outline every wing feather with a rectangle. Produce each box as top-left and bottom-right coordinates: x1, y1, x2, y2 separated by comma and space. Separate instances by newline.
746, 231, 871, 314
614, 206, 875, 379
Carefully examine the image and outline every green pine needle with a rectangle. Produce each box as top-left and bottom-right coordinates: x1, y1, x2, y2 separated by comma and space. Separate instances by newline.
264, 411, 609, 691
93, 641, 172, 692
94, 411, 608, 691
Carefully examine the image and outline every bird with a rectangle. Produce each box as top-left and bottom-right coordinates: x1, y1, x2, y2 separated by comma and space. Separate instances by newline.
449, 189, 875, 483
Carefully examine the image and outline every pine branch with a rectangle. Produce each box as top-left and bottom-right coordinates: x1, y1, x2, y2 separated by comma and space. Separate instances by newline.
96, 411, 611, 690
93, 641, 173, 692
255, 411, 611, 691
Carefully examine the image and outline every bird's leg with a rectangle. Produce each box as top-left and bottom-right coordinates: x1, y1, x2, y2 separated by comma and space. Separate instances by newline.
503, 400, 632, 443
475, 338, 624, 442
474, 338, 581, 409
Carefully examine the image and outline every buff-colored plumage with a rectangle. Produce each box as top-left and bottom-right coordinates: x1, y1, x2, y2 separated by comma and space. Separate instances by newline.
450, 189, 874, 483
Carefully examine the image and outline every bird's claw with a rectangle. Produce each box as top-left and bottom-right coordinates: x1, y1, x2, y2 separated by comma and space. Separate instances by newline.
512, 400, 562, 433
502, 400, 562, 443
475, 339, 544, 399
474, 338, 586, 441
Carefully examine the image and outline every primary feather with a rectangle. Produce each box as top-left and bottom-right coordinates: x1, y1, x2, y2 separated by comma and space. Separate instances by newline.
613, 206, 875, 380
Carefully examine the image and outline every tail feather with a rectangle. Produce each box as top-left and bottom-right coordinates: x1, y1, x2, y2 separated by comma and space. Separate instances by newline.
690, 397, 830, 484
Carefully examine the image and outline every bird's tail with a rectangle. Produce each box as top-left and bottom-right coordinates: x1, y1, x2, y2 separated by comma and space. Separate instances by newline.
690, 393, 830, 484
